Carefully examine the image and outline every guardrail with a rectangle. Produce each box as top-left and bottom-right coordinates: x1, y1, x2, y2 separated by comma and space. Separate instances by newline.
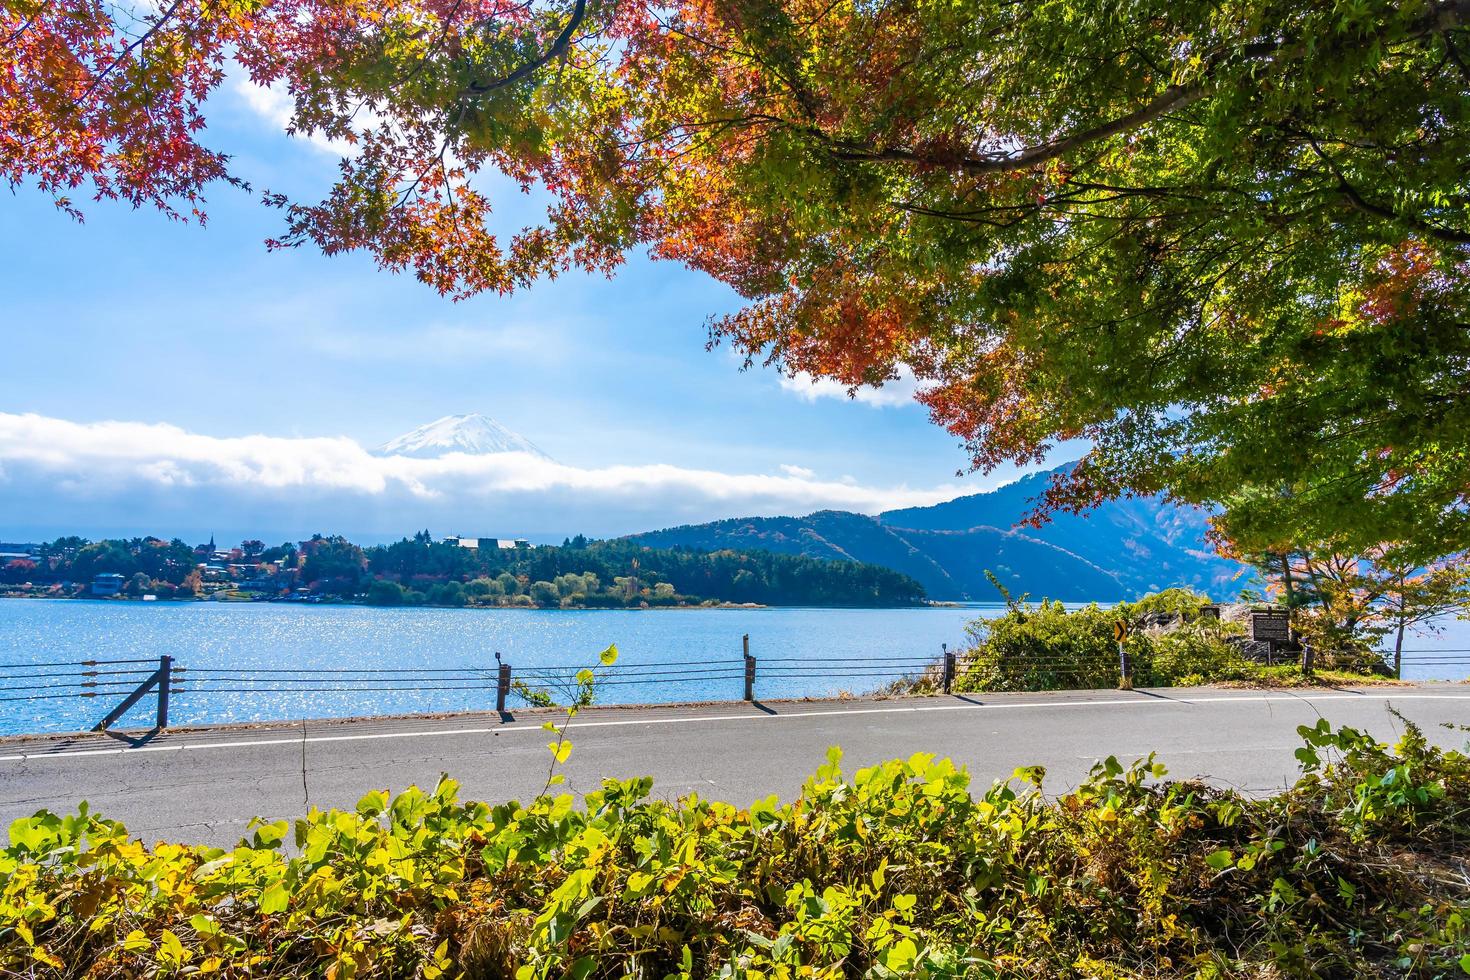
4, 641, 1465, 733
0, 635, 957, 731
0, 657, 173, 731
1393, 647, 1470, 679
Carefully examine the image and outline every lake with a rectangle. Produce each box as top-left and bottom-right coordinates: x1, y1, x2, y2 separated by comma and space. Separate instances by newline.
2, 600, 1467, 735
1, 600, 984, 734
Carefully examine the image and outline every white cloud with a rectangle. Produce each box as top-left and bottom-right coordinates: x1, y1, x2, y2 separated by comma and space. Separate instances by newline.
233, 78, 359, 157
0, 413, 966, 536
778, 366, 922, 408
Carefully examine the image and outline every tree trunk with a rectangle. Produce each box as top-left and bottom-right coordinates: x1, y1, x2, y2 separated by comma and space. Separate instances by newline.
1394, 617, 1405, 679
1281, 552, 1296, 640
1394, 572, 1406, 679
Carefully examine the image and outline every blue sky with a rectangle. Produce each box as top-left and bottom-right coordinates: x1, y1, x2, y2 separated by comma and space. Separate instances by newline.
0, 78, 1072, 544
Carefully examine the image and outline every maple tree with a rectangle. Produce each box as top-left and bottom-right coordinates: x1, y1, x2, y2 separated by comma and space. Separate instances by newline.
1378, 557, 1470, 675
4, 0, 1470, 558
1243, 545, 1470, 672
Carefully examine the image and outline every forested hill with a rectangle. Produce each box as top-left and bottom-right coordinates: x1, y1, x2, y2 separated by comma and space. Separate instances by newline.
6, 533, 927, 608
626, 467, 1247, 601
363, 537, 927, 608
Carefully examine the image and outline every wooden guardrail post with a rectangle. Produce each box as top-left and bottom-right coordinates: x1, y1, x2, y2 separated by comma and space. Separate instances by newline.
743, 634, 755, 702
156, 655, 172, 729
942, 643, 956, 694
94, 655, 171, 732
496, 658, 511, 713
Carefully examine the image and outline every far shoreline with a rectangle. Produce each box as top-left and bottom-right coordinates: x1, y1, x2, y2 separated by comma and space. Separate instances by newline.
0, 593, 967, 613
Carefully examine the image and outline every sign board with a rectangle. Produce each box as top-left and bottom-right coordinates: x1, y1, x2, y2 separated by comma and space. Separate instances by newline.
1250, 610, 1291, 644
1113, 620, 1128, 642
1199, 605, 1221, 620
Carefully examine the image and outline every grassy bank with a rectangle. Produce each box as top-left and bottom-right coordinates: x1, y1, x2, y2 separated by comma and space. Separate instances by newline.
4, 719, 1469, 978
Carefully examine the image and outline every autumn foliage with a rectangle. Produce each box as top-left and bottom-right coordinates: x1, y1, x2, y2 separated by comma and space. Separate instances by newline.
5, 0, 1470, 558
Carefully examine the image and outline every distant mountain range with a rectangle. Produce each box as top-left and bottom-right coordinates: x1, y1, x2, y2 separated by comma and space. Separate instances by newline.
376, 414, 551, 460
626, 467, 1248, 601
369, 415, 1244, 600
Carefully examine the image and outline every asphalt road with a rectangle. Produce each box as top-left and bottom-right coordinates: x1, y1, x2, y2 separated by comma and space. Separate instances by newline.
3, 685, 1468, 846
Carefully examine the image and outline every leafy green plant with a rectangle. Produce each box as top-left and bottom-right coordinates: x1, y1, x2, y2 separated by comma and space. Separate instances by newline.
514, 644, 619, 711
5, 715, 1470, 978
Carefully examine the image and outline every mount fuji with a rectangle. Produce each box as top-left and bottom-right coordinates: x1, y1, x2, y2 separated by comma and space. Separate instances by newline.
375, 414, 553, 460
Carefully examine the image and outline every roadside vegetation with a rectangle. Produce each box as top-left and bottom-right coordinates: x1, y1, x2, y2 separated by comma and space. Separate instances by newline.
954, 605, 1248, 694
935, 591, 1373, 694
895, 572, 1470, 696
5, 713, 1469, 978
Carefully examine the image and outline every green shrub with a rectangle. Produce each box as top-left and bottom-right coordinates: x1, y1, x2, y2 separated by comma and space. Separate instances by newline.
573, 592, 626, 609
364, 579, 406, 606
5, 721, 1469, 978
1124, 587, 1216, 619
426, 581, 469, 607
957, 598, 1124, 690
950, 591, 1272, 693
1141, 617, 1253, 686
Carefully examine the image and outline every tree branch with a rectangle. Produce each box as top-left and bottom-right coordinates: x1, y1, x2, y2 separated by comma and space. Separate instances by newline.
1307, 138, 1470, 245
1332, 179, 1470, 246
462, 0, 586, 97
816, 0, 1470, 178
15, 0, 190, 149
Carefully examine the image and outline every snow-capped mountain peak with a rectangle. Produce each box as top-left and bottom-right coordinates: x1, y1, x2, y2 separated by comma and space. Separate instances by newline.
376, 414, 552, 460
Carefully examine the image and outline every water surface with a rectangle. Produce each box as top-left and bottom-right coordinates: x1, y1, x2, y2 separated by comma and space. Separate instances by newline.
1, 601, 983, 734
2, 600, 1464, 735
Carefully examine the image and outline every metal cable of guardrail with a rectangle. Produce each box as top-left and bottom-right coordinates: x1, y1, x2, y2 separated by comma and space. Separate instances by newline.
1397, 657, 1470, 663
0, 657, 162, 669
7, 667, 159, 679
0, 663, 169, 702
515, 663, 742, 673
171, 684, 497, 694
0, 680, 161, 694
515, 669, 747, 682
758, 658, 940, 667
0, 637, 966, 724
16, 633, 1461, 732
178, 666, 493, 674
176, 666, 748, 683
0, 692, 146, 703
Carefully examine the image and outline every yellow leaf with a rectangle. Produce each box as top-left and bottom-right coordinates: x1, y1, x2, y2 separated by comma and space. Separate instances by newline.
260, 880, 290, 915
33, 947, 65, 969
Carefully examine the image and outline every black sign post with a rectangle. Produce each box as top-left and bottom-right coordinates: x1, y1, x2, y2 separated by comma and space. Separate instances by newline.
1114, 620, 1132, 690
1250, 610, 1292, 644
